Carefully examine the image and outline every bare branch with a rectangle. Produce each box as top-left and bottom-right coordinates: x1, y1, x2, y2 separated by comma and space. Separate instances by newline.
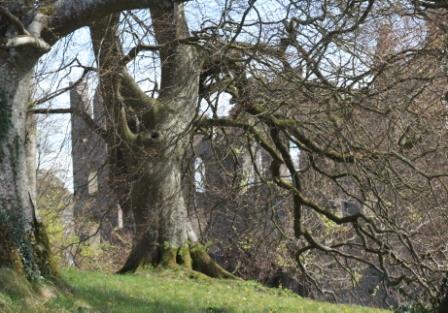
0, 6, 29, 35
5, 35, 51, 52
47, 0, 185, 43
30, 108, 72, 114
121, 44, 162, 65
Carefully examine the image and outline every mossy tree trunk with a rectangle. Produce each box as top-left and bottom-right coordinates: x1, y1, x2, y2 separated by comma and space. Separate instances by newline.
118, 159, 235, 279
89, 2, 236, 279
0, 50, 54, 278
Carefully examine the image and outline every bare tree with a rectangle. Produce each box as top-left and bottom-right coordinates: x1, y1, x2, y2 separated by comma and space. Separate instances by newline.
191, 0, 448, 306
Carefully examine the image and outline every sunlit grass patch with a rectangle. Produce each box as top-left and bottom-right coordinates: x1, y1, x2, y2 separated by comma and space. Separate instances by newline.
1, 268, 392, 313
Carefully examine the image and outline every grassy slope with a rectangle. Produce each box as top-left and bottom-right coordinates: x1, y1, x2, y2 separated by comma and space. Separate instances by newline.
1, 268, 391, 313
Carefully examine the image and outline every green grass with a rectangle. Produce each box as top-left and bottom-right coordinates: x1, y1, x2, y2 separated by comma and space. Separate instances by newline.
0, 268, 391, 313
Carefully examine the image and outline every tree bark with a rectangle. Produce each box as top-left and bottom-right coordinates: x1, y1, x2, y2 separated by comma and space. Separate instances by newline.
118, 157, 235, 279
0, 53, 55, 277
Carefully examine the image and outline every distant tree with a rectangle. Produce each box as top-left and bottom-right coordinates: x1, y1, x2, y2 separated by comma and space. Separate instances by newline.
36, 169, 73, 266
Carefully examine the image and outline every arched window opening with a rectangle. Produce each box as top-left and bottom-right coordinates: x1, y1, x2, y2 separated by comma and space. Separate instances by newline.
88, 169, 98, 195
194, 157, 206, 193
117, 205, 124, 229
289, 140, 301, 169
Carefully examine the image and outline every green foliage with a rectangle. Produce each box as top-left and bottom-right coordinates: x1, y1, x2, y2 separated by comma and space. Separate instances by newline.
37, 170, 127, 272
38, 185, 119, 271
0, 269, 392, 313
161, 245, 178, 268
0, 293, 15, 313
77, 240, 123, 271
178, 245, 192, 269
37, 170, 78, 270
37, 192, 71, 268
33, 221, 59, 278
0, 267, 44, 313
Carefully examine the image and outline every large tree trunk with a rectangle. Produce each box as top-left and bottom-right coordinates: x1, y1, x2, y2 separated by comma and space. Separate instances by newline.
0, 54, 54, 278
119, 159, 193, 269
119, 158, 235, 279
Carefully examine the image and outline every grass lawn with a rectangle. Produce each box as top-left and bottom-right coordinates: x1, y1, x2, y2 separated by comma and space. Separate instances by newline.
0, 268, 391, 313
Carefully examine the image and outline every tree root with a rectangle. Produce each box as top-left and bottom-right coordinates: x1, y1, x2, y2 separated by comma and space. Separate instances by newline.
118, 242, 238, 280
117, 231, 158, 274
190, 245, 238, 279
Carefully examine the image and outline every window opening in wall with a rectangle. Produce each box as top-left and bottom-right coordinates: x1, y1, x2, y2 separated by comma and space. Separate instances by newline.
117, 205, 124, 229
247, 143, 263, 185
256, 148, 263, 170
289, 140, 301, 169
88, 170, 98, 195
194, 157, 206, 193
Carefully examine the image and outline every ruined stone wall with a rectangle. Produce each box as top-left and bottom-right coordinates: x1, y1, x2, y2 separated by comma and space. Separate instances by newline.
70, 82, 122, 243
186, 132, 295, 284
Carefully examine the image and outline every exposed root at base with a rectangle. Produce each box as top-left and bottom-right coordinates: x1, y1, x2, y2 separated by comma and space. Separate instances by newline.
118, 243, 238, 280
190, 245, 237, 279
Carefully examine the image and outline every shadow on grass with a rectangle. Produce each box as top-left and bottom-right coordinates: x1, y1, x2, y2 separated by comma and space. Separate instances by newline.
70, 284, 235, 313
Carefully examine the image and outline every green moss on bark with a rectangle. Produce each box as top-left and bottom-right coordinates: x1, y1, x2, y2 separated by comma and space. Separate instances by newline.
190, 244, 237, 279
7, 135, 21, 180
0, 209, 51, 281
38, 4, 55, 16
160, 246, 178, 269
178, 245, 192, 270
32, 221, 58, 279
